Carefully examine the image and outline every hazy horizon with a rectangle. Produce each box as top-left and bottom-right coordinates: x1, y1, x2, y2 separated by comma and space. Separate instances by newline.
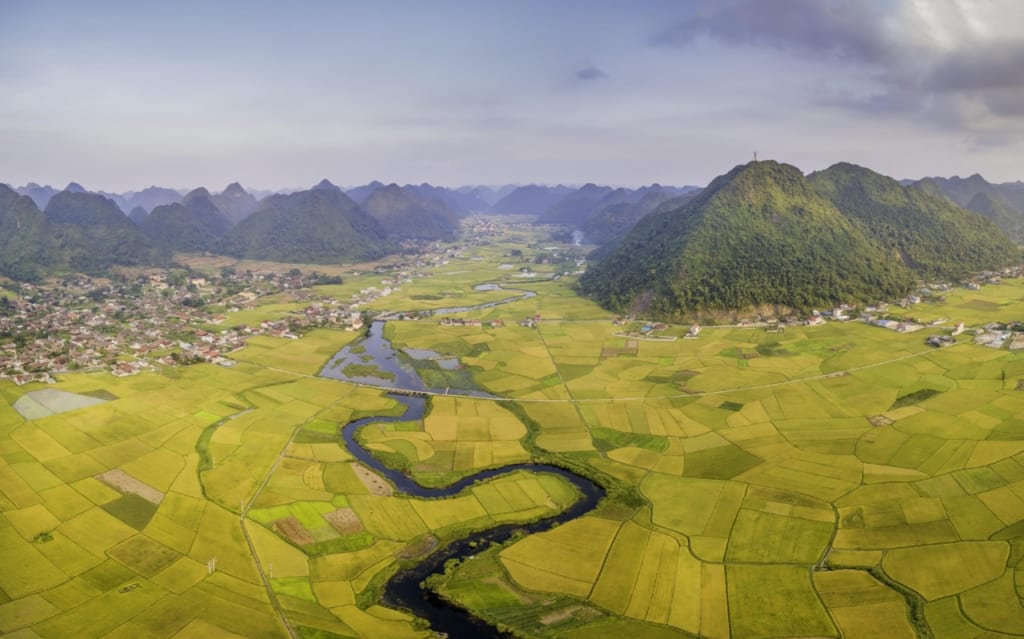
8, 160, 1024, 200
4, 0, 1024, 191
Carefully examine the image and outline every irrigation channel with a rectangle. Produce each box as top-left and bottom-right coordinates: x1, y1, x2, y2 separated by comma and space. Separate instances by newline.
322, 285, 606, 637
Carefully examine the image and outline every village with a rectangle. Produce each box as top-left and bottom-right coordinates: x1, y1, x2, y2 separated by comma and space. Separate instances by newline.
0, 229, 545, 386
598, 267, 1024, 348
0, 262, 436, 386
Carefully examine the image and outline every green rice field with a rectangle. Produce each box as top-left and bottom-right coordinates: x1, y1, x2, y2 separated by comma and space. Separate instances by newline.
3, 224, 1024, 637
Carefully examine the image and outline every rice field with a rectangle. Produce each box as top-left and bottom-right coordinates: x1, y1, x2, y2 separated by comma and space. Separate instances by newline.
422, 269, 1024, 637
6, 238, 1024, 637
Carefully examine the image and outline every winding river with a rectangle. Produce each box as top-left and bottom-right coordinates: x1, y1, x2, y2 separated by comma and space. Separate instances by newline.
324, 284, 605, 638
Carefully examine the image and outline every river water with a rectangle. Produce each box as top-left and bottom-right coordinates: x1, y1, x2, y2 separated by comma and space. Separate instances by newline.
319, 285, 537, 397
324, 284, 605, 638
341, 394, 604, 638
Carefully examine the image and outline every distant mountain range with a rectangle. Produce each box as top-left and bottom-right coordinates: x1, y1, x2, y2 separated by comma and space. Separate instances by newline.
4, 169, 1019, 300
579, 161, 1019, 319
12, 179, 702, 222
0, 185, 164, 279
221, 186, 390, 264
490, 185, 574, 215
580, 188, 696, 249
141, 189, 232, 254
912, 174, 1024, 242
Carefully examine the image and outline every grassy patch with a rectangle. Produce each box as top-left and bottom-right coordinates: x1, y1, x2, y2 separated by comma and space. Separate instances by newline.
590, 427, 669, 453
683, 445, 764, 480
755, 341, 792, 357
341, 363, 396, 381
293, 429, 340, 444
101, 494, 159, 530
645, 370, 698, 385
890, 388, 942, 410
81, 389, 120, 401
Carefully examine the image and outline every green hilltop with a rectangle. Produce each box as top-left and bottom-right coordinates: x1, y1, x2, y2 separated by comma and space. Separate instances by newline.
808, 162, 1018, 280
44, 190, 164, 275
0, 184, 53, 281
141, 188, 232, 254
221, 187, 391, 263
578, 160, 1019, 319
361, 183, 460, 241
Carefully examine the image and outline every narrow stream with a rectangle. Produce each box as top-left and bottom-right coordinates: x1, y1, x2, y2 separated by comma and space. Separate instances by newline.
342, 394, 603, 638
325, 284, 605, 638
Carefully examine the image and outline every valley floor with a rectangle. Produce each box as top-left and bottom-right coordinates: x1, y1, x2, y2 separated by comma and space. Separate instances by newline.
2, 220, 1024, 638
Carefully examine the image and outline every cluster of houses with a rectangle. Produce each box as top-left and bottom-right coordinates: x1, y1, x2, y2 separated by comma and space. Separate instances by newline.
0, 273, 332, 384
606, 270, 1024, 343
0, 235, 472, 386
0, 281, 196, 384
972, 323, 1024, 350
0, 277, 249, 384
0, 230, 484, 386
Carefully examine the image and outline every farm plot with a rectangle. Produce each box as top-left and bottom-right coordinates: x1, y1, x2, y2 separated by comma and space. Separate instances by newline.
814, 570, 915, 639
12, 389, 110, 420
500, 515, 621, 598
0, 365, 310, 638
727, 564, 836, 639
355, 396, 531, 485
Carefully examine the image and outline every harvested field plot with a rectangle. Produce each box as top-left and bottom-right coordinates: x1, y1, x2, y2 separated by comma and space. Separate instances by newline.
97, 469, 164, 504
12, 389, 109, 419
323, 507, 363, 534
352, 463, 393, 496
274, 516, 317, 545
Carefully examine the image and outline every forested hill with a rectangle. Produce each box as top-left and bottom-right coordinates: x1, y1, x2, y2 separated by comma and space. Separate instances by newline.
211, 182, 260, 225
915, 174, 1024, 243
580, 188, 696, 249
535, 183, 613, 225
809, 163, 1019, 280
1, 185, 169, 279
578, 161, 920, 319
44, 191, 163, 274
361, 184, 460, 240
0, 184, 53, 281
141, 188, 232, 253
221, 187, 390, 263
965, 191, 1024, 244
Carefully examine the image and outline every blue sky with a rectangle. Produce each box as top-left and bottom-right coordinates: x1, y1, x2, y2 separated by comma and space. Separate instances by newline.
2, 0, 1023, 191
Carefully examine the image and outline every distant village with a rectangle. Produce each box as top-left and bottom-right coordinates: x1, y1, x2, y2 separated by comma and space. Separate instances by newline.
0, 254, 444, 386
0, 224, 583, 387
604, 267, 1024, 348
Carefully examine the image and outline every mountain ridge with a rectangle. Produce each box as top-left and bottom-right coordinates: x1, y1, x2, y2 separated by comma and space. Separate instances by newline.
580, 161, 947, 319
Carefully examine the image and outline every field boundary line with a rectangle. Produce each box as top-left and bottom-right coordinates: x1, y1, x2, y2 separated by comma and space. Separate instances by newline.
235, 396, 348, 639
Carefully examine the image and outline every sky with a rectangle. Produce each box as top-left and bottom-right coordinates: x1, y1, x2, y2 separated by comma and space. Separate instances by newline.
2, 0, 1024, 192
